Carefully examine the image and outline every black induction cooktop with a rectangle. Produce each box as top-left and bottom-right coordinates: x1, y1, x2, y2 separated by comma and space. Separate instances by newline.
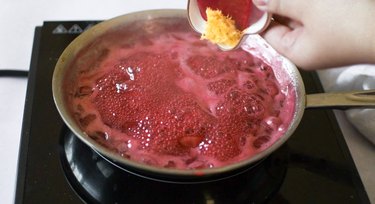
15, 21, 370, 204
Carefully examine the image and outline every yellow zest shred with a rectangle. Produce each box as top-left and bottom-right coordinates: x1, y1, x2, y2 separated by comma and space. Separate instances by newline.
201, 8, 242, 47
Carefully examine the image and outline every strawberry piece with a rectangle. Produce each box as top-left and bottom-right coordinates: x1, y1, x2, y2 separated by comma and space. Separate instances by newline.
243, 79, 256, 91
151, 131, 189, 156
78, 114, 97, 128
145, 96, 214, 156
265, 81, 280, 96
178, 136, 204, 148
253, 135, 271, 149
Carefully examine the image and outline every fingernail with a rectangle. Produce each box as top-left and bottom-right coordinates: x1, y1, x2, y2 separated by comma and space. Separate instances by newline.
253, 0, 268, 7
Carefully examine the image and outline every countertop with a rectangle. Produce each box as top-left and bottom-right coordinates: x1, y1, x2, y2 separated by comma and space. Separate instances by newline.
0, 1, 373, 203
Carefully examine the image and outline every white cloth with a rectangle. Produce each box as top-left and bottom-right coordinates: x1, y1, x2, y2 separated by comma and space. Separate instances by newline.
322, 65, 375, 144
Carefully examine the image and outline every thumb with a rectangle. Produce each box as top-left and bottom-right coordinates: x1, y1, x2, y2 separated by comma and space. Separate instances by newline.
260, 21, 311, 69
262, 22, 300, 56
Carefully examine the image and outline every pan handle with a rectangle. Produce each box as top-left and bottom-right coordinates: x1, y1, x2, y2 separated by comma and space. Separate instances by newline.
306, 90, 375, 109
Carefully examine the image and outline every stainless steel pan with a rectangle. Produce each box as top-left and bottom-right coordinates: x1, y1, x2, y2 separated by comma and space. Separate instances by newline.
52, 9, 375, 183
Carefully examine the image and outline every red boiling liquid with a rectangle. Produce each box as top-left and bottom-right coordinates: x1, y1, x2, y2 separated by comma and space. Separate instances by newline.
197, 0, 253, 30
67, 18, 295, 170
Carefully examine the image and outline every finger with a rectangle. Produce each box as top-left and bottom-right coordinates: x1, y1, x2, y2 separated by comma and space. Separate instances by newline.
261, 21, 304, 64
262, 22, 327, 70
272, 15, 302, 30
252, 0, 306, 20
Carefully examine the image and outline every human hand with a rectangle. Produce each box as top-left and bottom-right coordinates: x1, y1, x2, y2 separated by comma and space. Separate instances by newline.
252, 0, 375, 70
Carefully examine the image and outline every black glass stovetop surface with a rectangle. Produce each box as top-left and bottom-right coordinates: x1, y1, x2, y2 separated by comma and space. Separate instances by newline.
15, 21, 370, 204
